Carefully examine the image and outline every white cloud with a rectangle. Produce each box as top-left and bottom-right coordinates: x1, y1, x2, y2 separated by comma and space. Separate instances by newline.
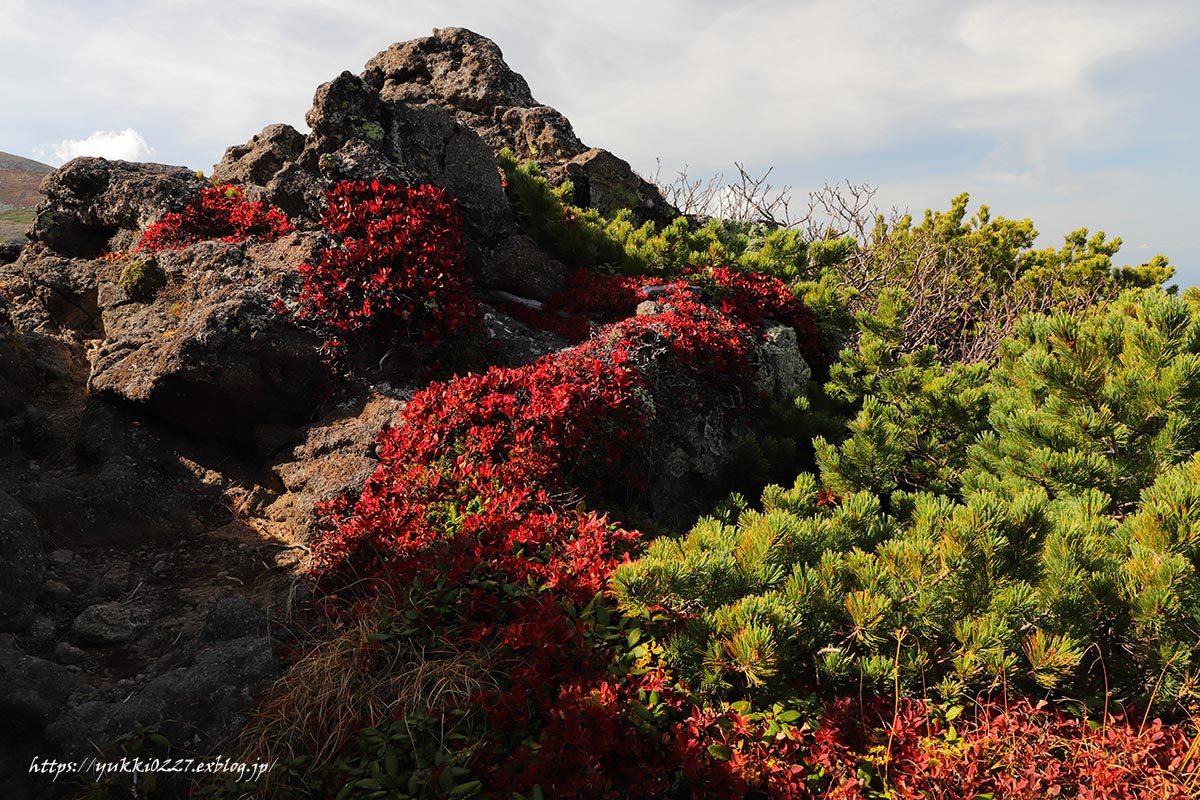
37, 129, 153, 166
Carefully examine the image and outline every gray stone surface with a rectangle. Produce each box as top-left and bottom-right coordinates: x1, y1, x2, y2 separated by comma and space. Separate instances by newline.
0, 493, 42, 631
71, 602, 150, 645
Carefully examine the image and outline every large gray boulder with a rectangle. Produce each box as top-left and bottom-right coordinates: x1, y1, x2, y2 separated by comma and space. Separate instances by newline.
363, 27, 585, 162
362, 27, 676, 224
1, 228, 333, 439
86, 246, 332, 437
215, 69, 514, 246
30, 159, 205, 257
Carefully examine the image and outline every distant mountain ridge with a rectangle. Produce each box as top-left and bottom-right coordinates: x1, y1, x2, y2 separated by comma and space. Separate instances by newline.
0, 150, 52, 239
0, 151, 53, 175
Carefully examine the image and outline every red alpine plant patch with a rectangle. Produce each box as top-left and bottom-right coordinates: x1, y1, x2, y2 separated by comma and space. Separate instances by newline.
137, 183, 292, 252
293, 180, 478, 355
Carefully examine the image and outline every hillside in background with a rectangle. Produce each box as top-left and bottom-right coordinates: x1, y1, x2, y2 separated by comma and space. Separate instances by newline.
0, 151, 52, 240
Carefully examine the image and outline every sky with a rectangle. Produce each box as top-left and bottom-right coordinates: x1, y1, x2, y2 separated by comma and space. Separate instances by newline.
2, 0, 1198, 283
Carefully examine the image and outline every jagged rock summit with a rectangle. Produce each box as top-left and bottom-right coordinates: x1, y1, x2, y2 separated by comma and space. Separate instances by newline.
213, 27, 675, 230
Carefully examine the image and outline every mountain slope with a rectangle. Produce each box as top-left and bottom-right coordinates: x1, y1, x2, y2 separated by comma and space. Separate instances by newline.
0, 150, 52, 239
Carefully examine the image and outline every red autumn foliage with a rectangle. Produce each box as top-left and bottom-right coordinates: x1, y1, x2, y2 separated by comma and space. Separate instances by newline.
293, 180, 478, 353
137, 184, 292, 253
704, 266, 824, 366
666, 696, 1200, 800
501, 266, 826, 367
308, 287, 769, 796
311, 284, 758, 591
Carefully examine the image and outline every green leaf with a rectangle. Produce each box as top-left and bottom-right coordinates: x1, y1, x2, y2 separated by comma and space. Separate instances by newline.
707, 743, 734, 761
629, 699, 654, 722
450, 780, 483, 796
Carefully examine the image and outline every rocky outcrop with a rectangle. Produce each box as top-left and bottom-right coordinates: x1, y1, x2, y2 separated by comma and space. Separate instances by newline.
214, 27, 675, 266
30, 159, 205, 258
362, 27, 676, 224
363, 27, 583, 161
214, 71, 513, 246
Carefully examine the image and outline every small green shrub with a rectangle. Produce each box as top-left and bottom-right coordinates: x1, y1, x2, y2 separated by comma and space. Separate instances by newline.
497, 149, 816, 281
118, 258, 167, 301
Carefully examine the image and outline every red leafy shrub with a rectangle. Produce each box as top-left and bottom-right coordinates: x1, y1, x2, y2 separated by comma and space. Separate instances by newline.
483, 617, 675, 800
521, 267, 826, 367
552, 270, 673, 318
293, 180, 478, 354
704, 266, 825, 366
668, 696, 1200, 800
307, 290, 770, 797
629, 694, 1195, 800
312, 287, 757, 587
137, 184, 292, 253
884, 699, 1200, 800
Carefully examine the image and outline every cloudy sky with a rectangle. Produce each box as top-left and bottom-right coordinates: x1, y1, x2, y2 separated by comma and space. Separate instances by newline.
2, 0, 1197, 282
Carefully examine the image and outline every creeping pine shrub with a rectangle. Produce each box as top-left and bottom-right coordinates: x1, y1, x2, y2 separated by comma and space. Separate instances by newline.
293, 180, 478, 355
615, 288, 1200, 711
137, 184, 292, 252
497, 149, 814, 281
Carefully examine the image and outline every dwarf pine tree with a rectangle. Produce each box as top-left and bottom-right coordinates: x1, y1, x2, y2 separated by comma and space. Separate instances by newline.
814, 290, 990, 502
614, 288, 1200, 711
964, 290, 1200, 511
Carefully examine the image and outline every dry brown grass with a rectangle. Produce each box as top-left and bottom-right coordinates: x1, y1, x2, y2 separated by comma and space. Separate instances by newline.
227, 598, 499, 797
